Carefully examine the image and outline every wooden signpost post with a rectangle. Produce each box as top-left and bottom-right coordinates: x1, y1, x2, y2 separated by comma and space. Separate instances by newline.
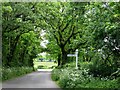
67, 49, 78, 69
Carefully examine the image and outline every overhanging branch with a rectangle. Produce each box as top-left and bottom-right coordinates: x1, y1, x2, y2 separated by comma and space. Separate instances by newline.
63, 25, 75, 46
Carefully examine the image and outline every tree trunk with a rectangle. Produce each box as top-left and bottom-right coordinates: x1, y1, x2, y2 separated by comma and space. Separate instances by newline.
61, 48, 67, 65
58, 53, 61, 66
7, 35, 20, 67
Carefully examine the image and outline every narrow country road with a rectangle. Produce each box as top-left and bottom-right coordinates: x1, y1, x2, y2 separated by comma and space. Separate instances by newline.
2, 70, 61, 90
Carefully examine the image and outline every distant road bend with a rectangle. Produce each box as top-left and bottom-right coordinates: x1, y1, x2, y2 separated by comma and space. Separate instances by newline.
2, 69, 61, 90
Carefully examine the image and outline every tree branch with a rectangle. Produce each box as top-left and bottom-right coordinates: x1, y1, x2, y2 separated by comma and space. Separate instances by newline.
61, 19, 72, 32
53, 33, 61, 47
68, 41, 87, 53
63, 25, 75, 46
41, 14, 61, 46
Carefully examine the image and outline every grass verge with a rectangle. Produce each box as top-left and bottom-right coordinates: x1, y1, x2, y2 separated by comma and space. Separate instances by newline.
2, 67, 34, 81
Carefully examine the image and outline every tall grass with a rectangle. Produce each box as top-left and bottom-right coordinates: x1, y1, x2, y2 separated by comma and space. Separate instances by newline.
2, 67, 34, 81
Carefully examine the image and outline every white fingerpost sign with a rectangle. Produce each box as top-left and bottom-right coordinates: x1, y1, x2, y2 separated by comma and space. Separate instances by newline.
67, 49, 78, 69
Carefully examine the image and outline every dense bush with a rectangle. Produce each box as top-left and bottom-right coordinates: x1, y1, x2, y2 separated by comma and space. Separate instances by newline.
2, 67, 34, 81
78, 57, 118, 78
89, 63, 117, 77
87, 54, 118, 78
51, 69, 61, 81
51, 67, 120, 89
79, 62, 92, 69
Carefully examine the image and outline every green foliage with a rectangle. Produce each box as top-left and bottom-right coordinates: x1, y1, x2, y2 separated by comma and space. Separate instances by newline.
87, 51, 118, 77
89, 62, 117, 77
84, 2, 120, 66
2, 2, 42, 68
59, 68, 92, 88
2, 67, 34, 81
79, 62, 93, 69
51, 69, 61, 81
39, 2, 88, 65
2, 2, 120, 88
52, 60, 120, 89
63, 62, 76, 69
52, 67, 119, 89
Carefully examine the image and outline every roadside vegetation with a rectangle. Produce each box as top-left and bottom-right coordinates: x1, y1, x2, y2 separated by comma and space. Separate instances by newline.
52, 62, 120, 89
2, 2, 120, 89
2, 67, 34, 81
2, 3, 41, 81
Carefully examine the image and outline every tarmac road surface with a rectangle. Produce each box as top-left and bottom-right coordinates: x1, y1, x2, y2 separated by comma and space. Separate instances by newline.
2, 70, 61, 90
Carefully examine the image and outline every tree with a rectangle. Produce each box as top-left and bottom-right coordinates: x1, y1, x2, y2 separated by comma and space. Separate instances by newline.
36, 2, 87, 66
84, 2, 120, 68
2, 2, 42, 67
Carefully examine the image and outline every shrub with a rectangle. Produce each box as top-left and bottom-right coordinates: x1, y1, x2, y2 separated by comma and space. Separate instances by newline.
2, 67, 34, 81
54, 68, 94, 88
89, 62, 117, 77
59, 69, 72, 88
87, 51, 118, 78
117, 77, 120, 88
79, 62, 93, 70
52, 67, 120, 89
51, 69, 61, 81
